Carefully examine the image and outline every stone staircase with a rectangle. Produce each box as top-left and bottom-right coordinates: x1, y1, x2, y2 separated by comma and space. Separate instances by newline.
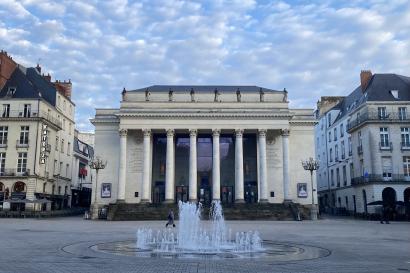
107, 202, 311, 221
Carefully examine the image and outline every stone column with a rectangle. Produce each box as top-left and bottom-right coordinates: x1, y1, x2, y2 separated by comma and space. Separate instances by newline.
282, 129, 291, 202
141, 129, 151, 203
212, 129, 221, 201
235, 129, 245, 203
117, 129, 127, 202
258, 129, 268, 202
165, 129, 175, 203
189, 129, 197, 201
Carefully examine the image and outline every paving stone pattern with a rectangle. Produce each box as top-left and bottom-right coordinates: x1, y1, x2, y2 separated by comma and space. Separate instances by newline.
0, 217, 409, 273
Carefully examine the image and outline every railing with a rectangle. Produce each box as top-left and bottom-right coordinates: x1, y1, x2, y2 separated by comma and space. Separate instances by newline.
351, 174, 410, 185
379, 141, 393, 151
16, 139, 29, 148
347, 111, 410, 131
0, 168, 30, 177
401, 142, 410, 150
0, 110, 62, 128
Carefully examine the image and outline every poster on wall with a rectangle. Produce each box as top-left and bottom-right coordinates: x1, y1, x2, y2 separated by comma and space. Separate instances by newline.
297, 183, 308, 198
101, 183, 111, 198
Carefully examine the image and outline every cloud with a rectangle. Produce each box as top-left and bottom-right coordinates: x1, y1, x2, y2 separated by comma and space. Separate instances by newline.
1, 0, 410, 131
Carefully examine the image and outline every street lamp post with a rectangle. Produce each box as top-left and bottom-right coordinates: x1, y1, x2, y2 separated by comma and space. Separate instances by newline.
302, 157, 320, 220
89, 156, 107, 219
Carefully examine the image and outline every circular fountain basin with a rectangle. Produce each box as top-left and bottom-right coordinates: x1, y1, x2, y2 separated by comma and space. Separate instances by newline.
92, 240, 330, 261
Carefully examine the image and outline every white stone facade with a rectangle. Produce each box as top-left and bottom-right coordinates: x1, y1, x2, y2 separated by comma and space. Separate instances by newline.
92, 86, 317, 208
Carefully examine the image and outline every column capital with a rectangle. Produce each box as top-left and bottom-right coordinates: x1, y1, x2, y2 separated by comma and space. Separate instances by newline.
281, 129, 290, 137
189, 129, 197, 137
119, 129, 127, 137
258, 129, 267, 137
142, 128, 151, 137
235, 129, 244, 137
212, 129, 221, 137
166, 129, 175, 137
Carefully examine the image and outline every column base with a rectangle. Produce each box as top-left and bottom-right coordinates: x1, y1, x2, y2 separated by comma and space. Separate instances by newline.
140, 199, 151, 204
259, 199, 269, 203
235, 199, 245, 204
116, 199, 126, 204
163, 199, 175, 204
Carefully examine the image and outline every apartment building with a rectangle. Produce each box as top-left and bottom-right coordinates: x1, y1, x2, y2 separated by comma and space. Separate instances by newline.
316, 71, 410, 215
0, 51, 75, 211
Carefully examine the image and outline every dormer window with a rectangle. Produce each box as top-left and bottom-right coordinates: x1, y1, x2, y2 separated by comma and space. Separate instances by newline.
391, 90, 399, 99
7, 87, 16, 96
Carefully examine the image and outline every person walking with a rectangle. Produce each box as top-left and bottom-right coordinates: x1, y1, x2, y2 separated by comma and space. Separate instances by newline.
166, 209, 175, 228
380, 204, 390, 224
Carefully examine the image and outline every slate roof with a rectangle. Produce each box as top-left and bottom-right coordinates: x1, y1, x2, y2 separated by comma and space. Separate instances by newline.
129, 85, 282, 93
331, 73, 410, 123
0, 66, 57, 106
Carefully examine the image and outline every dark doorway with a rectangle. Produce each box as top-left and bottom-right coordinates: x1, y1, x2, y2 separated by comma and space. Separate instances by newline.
245, 181, 258, 203
198, 176, 211, 204
382, 187, 396, 206
404, 188, 410, 220
153, 181, 165, 204
197, 136, 213, 205
176, 186, 188, 203
221, 186, 233, 204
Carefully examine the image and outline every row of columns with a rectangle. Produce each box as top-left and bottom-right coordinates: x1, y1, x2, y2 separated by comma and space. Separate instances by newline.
117, 129, 291, 203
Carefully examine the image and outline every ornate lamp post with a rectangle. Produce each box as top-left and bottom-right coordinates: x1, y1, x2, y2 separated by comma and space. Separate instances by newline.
302, 157, 320, 220
89, 156, 107, 219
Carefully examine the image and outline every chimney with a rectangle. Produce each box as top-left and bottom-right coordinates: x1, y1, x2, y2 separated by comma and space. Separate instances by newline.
0, 50, 18, 90
43, 73, 51, 82
360, 70, 372, 92
36, 63, 41, 73
53, 79, 72, 99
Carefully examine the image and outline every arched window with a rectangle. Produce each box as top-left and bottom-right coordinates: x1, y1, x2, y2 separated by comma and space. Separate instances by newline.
382, 187, 396, 206
13, 181, 26, 192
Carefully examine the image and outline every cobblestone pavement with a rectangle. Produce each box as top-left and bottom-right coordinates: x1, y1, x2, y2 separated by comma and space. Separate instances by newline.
0, 217, 409, 273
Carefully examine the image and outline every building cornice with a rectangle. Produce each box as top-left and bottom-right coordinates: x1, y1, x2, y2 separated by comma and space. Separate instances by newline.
115, 112, 293, 119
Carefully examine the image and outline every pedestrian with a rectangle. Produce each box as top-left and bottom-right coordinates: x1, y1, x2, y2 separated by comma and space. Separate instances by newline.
380, 204, 390, 224
166, 209, 175, 228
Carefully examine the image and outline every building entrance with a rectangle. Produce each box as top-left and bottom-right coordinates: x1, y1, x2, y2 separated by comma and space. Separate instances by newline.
153, 181, 165, 203
221, 186, 234, 203
245, 181, 258, 203
176, 186, 188, 202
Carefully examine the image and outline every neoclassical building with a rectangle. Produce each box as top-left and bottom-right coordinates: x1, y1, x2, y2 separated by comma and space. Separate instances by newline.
91, 85, 316, 215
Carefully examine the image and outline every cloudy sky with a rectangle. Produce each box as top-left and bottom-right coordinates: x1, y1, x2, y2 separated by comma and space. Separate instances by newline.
1, 0, 410, 131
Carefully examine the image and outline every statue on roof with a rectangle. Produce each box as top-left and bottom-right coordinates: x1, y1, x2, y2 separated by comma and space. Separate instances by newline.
259, 88, 265, 102
190, 88, 195, 102
169, 89, 173, 102
236, 88, 241, 102
214, 88, 220, 102
283, 88, 288, 102
145, 89, 150, 101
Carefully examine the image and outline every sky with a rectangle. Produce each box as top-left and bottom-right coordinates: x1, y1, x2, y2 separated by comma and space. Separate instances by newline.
1, 0, 410, 132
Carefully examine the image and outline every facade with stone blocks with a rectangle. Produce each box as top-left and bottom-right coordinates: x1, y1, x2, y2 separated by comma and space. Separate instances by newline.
315, 71, 410, 215
91, 85, 316, 213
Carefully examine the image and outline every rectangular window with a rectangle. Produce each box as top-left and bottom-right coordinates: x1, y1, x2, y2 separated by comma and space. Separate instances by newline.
329, 148, 333, 162
0, 126, 8, 145
401, 128, 410, 148
378, 107, 387, 119
2, 104, 10, 117
404, 156, 410, 178
382, 156, 393, 180
19, 126, 29, 145
67, 142, 71, 155
335, 145, 339, 161
379, 127, 390, 148
61, 139, 64, 153
328, 131, 331, 142
340, 123, 344, 137
17, 152, 27, 173
331, 169, 334, 186
327, 113, 331, 128
23, 104, 31, 118
348, 136, 352, 156
334, 128, 337, 141
59, 162, 63, 174
343, 165, 347, 186
0, 152, 5, 175
55, 137, 59, 151
341, 140, 345, 159
336, 168, 340, 187
399, 107, 407, 120
66, 164, 69, 177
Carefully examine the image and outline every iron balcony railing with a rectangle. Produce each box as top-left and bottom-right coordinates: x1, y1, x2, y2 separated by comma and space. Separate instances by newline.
347, 111, 410, 131
379, 141, 393, 151
0, 168, 30, 177
0, 110, 62, 128
351, 174, 410, 185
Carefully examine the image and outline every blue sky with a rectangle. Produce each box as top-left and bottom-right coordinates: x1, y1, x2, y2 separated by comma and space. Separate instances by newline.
1, 0, 410, 131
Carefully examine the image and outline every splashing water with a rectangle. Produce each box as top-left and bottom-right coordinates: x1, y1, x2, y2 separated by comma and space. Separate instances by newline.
136, 201, 263, 253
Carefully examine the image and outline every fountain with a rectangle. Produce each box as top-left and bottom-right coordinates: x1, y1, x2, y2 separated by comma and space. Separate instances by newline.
136, 201, 263, 254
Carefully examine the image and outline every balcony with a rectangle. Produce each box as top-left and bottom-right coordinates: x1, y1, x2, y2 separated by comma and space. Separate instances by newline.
0, 110, 62, 128
357, 145, 363, 154
351, 174, 410, 185
0, 168, 31, 177
16, 139, 29, 148
347, 111, 410, 132
401, 142, 410, 150
379, 142, 393, 151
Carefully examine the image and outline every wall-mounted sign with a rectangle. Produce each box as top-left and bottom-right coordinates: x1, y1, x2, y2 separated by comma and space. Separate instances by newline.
297, 183, 308, 198
101, 183, 111, 198
40, 124, 48, 164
